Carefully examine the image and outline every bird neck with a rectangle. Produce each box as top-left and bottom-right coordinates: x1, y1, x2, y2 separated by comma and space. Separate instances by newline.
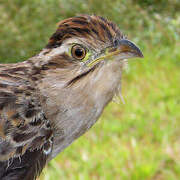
35, 60, 123, 159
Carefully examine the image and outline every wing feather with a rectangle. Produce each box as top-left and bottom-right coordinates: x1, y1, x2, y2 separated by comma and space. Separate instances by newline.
0, 63, 53, 179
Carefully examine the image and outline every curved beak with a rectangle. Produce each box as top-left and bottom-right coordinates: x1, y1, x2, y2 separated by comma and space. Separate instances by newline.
112, 39, 144, 59
87, 39, 143, 67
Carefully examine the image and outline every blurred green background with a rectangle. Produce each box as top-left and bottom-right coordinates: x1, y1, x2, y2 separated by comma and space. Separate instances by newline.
0, 0, 179, 179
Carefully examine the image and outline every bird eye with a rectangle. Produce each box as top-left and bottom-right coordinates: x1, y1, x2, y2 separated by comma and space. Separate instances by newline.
71, 45, 86, 60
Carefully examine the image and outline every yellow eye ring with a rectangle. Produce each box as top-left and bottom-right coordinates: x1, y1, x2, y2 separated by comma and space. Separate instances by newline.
71, 45, 86, 60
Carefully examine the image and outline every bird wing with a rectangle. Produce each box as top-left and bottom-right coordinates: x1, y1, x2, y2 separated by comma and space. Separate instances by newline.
0, 63, 53, 179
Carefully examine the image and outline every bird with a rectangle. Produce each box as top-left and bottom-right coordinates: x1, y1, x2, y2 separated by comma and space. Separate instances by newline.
0, 15, 143, 180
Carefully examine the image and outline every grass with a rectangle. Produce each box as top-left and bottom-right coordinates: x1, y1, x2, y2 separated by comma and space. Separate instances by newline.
0, 0, 179, 179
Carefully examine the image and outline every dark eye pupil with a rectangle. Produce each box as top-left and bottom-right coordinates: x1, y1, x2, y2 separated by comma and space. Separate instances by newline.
75, 48, 83, 57
71, 45, 86, 60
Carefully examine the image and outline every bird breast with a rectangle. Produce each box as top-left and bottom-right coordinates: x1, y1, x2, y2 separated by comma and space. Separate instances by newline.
38, 61, 122, 160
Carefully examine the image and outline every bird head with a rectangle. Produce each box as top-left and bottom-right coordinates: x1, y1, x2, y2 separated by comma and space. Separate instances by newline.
34, 15, 143, 104
37, 15, 143, 74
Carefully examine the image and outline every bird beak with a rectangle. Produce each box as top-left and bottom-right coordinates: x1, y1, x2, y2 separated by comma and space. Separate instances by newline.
112, 39, 144, 59
87, 39, 143, 67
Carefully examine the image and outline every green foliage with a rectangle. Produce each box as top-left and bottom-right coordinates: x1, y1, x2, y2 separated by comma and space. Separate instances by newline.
134, 0, 180, 14
0, 0, 179, 179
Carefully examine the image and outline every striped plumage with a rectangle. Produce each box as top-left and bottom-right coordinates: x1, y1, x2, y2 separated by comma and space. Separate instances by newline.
47, 15, 124, 48
0, 63, 53, 179
0, 15, 143, 180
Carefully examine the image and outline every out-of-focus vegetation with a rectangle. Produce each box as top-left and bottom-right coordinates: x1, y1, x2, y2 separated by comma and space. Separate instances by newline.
0, 0, 179, 179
